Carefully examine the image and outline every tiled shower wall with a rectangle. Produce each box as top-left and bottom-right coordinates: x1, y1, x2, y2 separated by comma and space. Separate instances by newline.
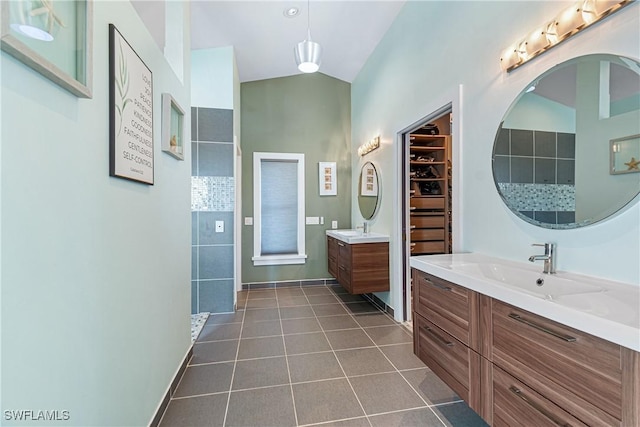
494, 127, 576, 225
191, 107, 235, 314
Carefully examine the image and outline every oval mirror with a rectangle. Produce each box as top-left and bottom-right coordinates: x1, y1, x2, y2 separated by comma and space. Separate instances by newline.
358, 162, 380, 220
492, 54, 640, 229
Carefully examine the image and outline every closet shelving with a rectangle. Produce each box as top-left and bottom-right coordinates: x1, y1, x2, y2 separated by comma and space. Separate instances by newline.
409, 134, 451, 255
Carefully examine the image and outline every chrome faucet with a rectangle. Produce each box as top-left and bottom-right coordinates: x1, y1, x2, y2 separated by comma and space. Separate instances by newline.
528, 243, 556, 274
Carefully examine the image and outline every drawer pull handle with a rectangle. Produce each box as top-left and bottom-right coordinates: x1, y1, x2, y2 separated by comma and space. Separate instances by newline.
422, 326, 454, 347
426, 279, 452, 292
410, 225, 416, 229
337, 242, 345, 247
508, 313, 576, 342
509, 386, 572, 427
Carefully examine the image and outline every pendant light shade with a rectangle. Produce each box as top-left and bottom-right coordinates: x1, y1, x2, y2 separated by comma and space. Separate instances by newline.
294, 34, 322, 73
294, 0, 321, 73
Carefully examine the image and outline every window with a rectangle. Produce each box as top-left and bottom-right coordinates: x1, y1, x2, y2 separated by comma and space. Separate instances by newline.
252, 152, 307, 266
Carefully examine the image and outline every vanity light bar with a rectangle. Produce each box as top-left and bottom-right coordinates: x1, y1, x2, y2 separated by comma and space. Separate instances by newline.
500, 0, 633, 72
358, 136, 380, 157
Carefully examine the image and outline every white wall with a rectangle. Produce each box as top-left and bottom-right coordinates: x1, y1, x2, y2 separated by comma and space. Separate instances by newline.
0, 1, 191, 425
191, 47, 236, 109
351, 1, 640, 317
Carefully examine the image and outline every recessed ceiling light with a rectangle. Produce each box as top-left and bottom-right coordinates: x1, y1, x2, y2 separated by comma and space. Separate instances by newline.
284, 7, 299, 18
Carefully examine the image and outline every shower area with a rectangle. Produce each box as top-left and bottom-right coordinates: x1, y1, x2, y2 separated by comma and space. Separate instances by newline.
191, 106, 237, 314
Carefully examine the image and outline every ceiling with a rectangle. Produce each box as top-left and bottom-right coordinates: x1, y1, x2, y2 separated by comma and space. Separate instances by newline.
132, 0, 407, 83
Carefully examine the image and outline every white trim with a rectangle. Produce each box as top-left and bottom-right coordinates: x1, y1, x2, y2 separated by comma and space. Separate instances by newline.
253, 152, 306, 266
251, 254, 308, 266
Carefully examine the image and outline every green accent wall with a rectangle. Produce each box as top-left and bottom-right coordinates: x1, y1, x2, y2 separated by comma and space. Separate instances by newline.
241, 73, 351, 284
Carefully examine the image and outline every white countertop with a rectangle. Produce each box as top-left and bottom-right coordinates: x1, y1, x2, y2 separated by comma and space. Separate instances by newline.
410, 253, 640, 352
326, 229, 390, 244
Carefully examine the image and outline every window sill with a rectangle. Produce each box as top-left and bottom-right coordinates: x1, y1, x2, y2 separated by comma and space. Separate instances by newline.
252, 254, 307, 266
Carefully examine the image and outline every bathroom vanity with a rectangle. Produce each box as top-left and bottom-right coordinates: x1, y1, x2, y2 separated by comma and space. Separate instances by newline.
326, 230, 389, 294
410, 253, 640, 426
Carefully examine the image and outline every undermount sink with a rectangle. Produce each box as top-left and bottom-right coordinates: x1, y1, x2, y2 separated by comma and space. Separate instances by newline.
334, 230, 361, 236
326, 229, 390, 244
455, 263, 606, 299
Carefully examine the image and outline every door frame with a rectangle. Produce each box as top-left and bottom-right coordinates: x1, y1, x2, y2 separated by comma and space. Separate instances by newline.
395, 85, 464, 323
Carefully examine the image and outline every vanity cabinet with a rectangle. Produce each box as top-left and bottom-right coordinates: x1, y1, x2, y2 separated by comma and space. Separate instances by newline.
409, 134, 451, 255
327, 236, 389, 294
411, 268, 640, 426
412, 270, 484, 414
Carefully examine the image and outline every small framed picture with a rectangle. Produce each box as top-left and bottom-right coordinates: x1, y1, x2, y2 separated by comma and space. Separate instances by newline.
161, 93, 185, 160
319, 162, 337, 196
610, 134, 640, 175
0, 0, 93, 98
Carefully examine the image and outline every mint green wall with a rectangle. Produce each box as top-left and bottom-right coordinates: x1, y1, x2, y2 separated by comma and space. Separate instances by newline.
1, 2, 191, 425
352, 1, 640, 318
241, 73, 351, 284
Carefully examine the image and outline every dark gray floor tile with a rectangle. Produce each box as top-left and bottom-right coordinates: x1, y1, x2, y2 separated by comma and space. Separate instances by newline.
312, 303, 349, 317
292, 379, 365, 425
232, 356, 290, 390
197, 323, 242, 342
282, 317, 321, 334
237, 336, 285, 359
191, 340, 238, 365
173, 363, 234, 397
226, 385, 296, 427
247, 289, 276, 300
434, 401, 489, 427
343, 301, 381, 314
364, 325, 412, 345
307, 294, 340, 304
278, 296, 310, 307
354, 312, 398, 327
276, 287, 305, 297
401, 368, 460, 405
335, 348, 396, 377
244, 298, 278, 309
306, 417, 371, 427
325, 329, 375, 350
244, 307, 280, 322
317, 315, 360, 331
329, 285, 348, 294
288, 352, 344, 383
159, 393, 228, 427
241, 319, 282, 338
280, 305, 315, 319
380, 343, 426, 370
369, 407, 444, 427
284, 332, 331, 355
349, 372, 426, 415
205, 311, 244, 325
302, 286, 332, 296
334, 293, 367, 303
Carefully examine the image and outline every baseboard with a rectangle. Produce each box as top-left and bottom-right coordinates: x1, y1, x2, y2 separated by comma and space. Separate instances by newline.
148, 346, 193, 427
242, 278, 339, 290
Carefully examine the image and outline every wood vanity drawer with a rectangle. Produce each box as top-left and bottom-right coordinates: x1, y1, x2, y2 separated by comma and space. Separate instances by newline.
410, 215, 445, 228
410, 196, 444, 210
413, 271, 474, 347
493, 365, 588, 427
410, 228, 444, 241
411, 241, 445, 254
415, 314, 470, 402
327, 237, 338, 278
492, 300, 622, 422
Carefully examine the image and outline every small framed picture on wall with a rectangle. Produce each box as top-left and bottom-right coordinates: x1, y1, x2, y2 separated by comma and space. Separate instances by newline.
319, 162, 337, 196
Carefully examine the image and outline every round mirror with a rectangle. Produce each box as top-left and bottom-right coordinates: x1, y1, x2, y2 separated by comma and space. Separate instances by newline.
492, 54, 640, 229
358, 162, 380, 220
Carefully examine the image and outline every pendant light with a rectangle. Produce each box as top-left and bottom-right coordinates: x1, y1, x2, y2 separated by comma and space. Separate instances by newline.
294, 0, 322, 73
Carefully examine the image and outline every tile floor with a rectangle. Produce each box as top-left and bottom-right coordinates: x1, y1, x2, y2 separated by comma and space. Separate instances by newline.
160, 284, 489, 427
